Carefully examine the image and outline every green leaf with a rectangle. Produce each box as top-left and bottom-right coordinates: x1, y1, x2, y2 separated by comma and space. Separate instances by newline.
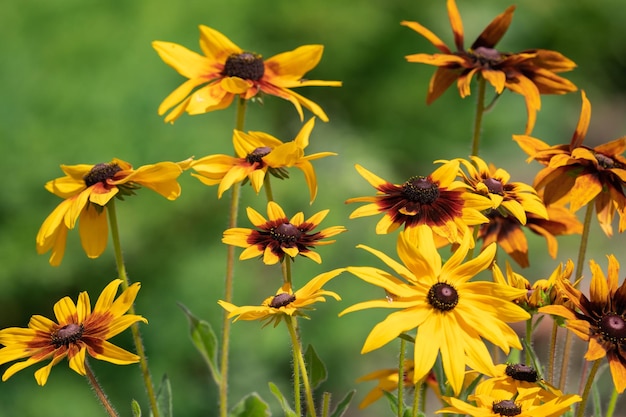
269, 382, 297, 417
178, 303, 221, 385
304, 344, 327, 389
382, 391, 401, 416
154, 374, 173, 417
229, 393, 271, 417
131, 400, 142, 417
329, 390, 355, 417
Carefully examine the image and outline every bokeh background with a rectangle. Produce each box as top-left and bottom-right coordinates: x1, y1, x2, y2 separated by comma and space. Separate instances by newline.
3, 0, 626, 416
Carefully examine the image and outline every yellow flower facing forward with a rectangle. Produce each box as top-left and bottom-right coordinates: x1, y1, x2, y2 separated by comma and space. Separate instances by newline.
515, 91, 626, 236
153, 25, 341, 123
340, 228, 530, 395
191, 118, 335, 202
403, 0, 576, 134
36, 158, 185, 266
346, 160, 493, 246
540, 255, 626, 393
218, 269, 344, 327
0, 279, 145, 386
223, 201, 346, 265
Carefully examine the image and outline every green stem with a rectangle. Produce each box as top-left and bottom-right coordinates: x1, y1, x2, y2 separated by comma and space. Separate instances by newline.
219, 97, 248, 417
576, 359, 602, 417
606, 387, 619, 417
547, 317, 559, 385
412, 379, 422, 417
286, 316, 316, 417
263, 172, 275, 203
85, 359, 120, 417
107, 200, 159, 417
470, 76, 487, 157
525, 317, 533, 366
282, 256, 293, 286
398, 338, 406, 417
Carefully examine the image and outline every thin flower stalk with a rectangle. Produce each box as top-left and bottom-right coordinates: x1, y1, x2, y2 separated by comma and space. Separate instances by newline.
576, 359, 602, 417
286, 316, 316, 417
85, 359, 120, 417
471, 76, 487, 156
107, 200, 160, 417
397, 338, 406, 417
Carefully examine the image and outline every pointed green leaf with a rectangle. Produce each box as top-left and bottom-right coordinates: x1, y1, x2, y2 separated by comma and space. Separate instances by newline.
229, 393, 271, 417
131, 400, 142, 417
178, 303, 221, 385
304, 344, 327, 389
382, 391, 400, 416
269, 382, 297, 417
154, 374, 173, 417
329, 390, 355, 417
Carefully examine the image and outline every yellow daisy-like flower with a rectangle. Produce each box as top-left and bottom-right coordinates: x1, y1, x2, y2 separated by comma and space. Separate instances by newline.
0, 279, 145, 386
36, 158, 185, 266
346, 160, 493, 245
540, 255, 626, 393
223, 201, 346, 265
456, 156, 547, 225
478, 363, 563, 403
191, 118, 334, 202
340, 228, 530, 395
218, 269, 344, 327
153, 25, 341, 123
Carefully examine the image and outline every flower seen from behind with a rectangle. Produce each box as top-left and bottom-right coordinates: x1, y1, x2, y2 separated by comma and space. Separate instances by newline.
515, 90, 626, 236
403, 0, 577, 134
218, 269, 344, 327
0, 279, 145, 385
540, 255, 626, 393
223, 201, 346, 265
340, 228, 530, 395
346, 160, 492, 246
36, 158, 185, 266
191, 118, 334, 202
153, 25, 341, 123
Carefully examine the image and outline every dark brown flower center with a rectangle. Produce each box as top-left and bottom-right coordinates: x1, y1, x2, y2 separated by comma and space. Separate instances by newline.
505, 363, 538, 382
427, 282, 458, 311
472, 46, 503, 67
598, 313, 626, 344
223, 52, 265, 80
246, 146, 272, 164
269, 292, 296, 308
270, 223, 302, 243
483, 177, 504, 195
492, 400, 521, 416
594, 152, 623, 170
51, 323, 84, 348
84, 163, 122, 187
402, 177, 440, 204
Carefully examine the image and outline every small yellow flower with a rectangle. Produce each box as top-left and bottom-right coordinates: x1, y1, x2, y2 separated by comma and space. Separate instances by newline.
218, 269, 344, 327
223, 201, 346, 265
191, 118, 335, 202
153, 25, 341, 123
36, 158, 185, 266
0, 279, 146, 385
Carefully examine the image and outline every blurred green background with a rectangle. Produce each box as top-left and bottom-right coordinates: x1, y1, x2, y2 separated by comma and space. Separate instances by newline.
3, 0, 626, 416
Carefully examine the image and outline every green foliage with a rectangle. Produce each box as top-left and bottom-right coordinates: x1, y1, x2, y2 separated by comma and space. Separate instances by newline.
328, 390, 356, 417
132, 399, 143, 417
229, 393, 271, 417
304, 344, 327, 389
268, 383, 297, 417
178, 303, 221, 385
155, 374, 173, 417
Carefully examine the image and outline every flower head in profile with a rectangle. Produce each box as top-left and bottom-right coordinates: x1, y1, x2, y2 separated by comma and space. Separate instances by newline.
357, 360, 422, 409
346, 160, 492, 245
153, 25, 341, 123
0, 279, 145, 385
191, 118, 334, 202
218, 269, 344, 327
540, 255, 626, 393
403, 0, 577, 134
515, 91, 626, 236
480, 203, 582, 268
223, 201, 346, 265
36, 158, 185, 266
340, 228, 530, 395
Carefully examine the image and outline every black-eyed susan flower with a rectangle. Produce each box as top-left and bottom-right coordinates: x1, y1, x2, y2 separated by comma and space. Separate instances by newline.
480, 204, 582, 268
223, 201, 346, 265
540, 255, 626, 393
36, 158, 185, 266
456, 156, 547, 225
403, 0, 577, 134
191, 118, 334, 202
340, 228, 530, 395
153, 25, 341, 123
515, 91, 626, 236
0, 279, 145, 385
438, 382, 580, 416
346, 160, 492, 245
478, 363, 563, 403
218, 269, 344, 327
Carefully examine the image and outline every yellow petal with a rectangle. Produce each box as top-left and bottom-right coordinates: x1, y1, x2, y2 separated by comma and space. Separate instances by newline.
79, 206, 109, 259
